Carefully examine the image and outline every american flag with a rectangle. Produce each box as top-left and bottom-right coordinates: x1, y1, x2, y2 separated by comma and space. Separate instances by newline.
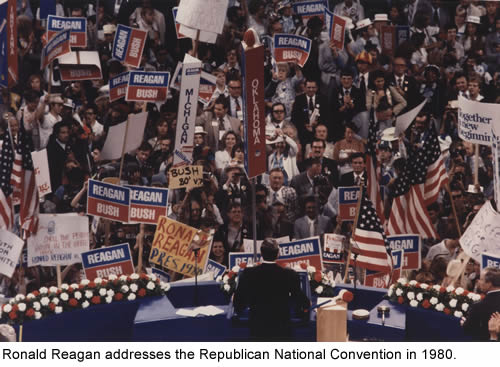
0, 130, 14, 230
352, 189, 392, 273
387, 126, 448, 239
367, 108, 384, 223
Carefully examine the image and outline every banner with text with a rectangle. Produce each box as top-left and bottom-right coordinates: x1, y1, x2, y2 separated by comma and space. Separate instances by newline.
82, 243, 134, 280
0, 230, 24, 278
173, 54, 201, 166
323, 233, 345, 264
387, 234, 420, 270
276, 236, 323, 270
149, 217, 211, 277
338, 186, 360, 221
124, 185, 168, 224
458, 95, 497, 146
228, 252, 262, 269
293, 1, 328, 25
87, 179, 131, 223
31, 149, 52, 198
47, 15, 87, 48
481, 252, 500, 271
126, 71, 170, 102
273, 34, 312, 68
168, 165, 204, 189
112, 24, 147, 68
109, 72, 130, 102
242, 44, 267, 178
0, 0, 17, 88
41, 29, 71, 69
27, 214, 89, 267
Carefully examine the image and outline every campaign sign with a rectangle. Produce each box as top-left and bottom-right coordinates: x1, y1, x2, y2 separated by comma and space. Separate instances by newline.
338, 186, 360, 221
87, 179, 130, 223
276, 237, 323, 271
458, 95, 496, 146
40, 29, 71, 69
205, 259, 226, 279
396, 26, 410, 46
124, 185, 168, 224
168, 165, 203, 189
387, 234, 420, 270
273, 34, 312, 68
228, 252, 262, 269
365, 249, 403, 288
126, 71, 170, 102
172, 7, 187, 39
47, 15, 87, 48
481, 252, 500, 271
198, 72, 217, 105
150, 267, 171, 283
293, 1, 328, 24
381, 25, 395, 56
82, 243, 135, 280
109, 71, 129, 102
0, 230, 24, 278
323, 233, 345, 264
112, 24, 147, 68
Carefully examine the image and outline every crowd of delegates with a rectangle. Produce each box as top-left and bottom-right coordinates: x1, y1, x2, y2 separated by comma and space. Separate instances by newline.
1, 0, 500, 297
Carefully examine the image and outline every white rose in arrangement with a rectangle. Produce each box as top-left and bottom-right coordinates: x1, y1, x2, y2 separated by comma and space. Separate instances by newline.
74, 291, 82, 300
39, 287, 48, 294
223, 275, 229, 283
454, 311, 463, 318
99, 288, 107, 297
70, 283, 78, 290
449, 299, 458, 308
119, 275, 128, 281
85, 291, 93, 299
420, 284, 429, 290
149, 274, 157, 282
407, 292, 415, 300
416, 293, 423, 301
127, 293, 136, 301
35, 312, 42, 320
105, 296, 113, 304
82, 301, 90, 309
435, 303, 445, 312
397, 278, 408, 285
3, 304, 12, 313
433, 285, 441, 291
33, 302, 41, 311
146, 281, 155, 290
410, 300, 418, 307
80, 279, 90, 286
94, 278, 103, 284
26, 293, 35, 300
108, 274, 118, 281
15, 294, 26, 301
430, 297, 438, 305
462, 303, 469, 312
315, 286, 324, 295
40, 297, 50, 306
409, 280, 417, 286
121, 285, 129, 293
388, 288, 394, 297
455, 287, 464, 295
55, 306, 63, 314
223, 284, 231, 292
396, 289, 403, 296
446, 285, 455, 293
18, 303, 26, 312
130, 273, 140, 280
232, 266, 240, 273
107, 290, 115, 298
61, 284, 69, 290
130, 284, 138, 292
216, 276, 222, 282
60, 293, 69, 301
52, 298, 59, 305
472, 294, 481, 302
161, 283, 171, 292
49, 286, 58, 294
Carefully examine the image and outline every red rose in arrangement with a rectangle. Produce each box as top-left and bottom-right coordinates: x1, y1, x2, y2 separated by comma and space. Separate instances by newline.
398, 296, 404, 304
314, 271, 322, 282
69, 299, 78, 307
140, 273, 149, 280
439, 287, 446, 293
8, 311, 17, 320
228, 271, 236, 278
91, 296, 101, 305
32, 290, 40, 297
422, 300, 431, 309
67, 287, 74, 294
138, 289, 147, 297
114, 293, 123, 301
463, 290, 469, 297
26, 309, 35, 318
12, 304, 18, 312
88, 282, 96, 288
49, 303, 56, 311
444, 308, 451, 315
239, 262, 247, 269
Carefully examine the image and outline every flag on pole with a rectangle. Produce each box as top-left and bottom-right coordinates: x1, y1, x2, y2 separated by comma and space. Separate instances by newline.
367, 109, 384, 223
387, 126, 448, 239
352, 189, 392, 273
0, 129, 14, 230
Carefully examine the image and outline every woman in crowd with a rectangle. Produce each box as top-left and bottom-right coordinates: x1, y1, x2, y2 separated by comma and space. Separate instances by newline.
215, 131, 240, 172
366, 69, 407, 116
333, 122, 365, 176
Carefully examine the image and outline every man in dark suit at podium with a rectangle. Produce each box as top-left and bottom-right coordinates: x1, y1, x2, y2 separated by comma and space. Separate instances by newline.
233, 239, 310, 341
339, 152, 366, 187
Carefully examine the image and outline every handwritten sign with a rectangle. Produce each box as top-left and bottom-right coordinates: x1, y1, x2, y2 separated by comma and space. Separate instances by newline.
149, 217, 211, 277
41, 29, 71, 69
276, 236, 323, 270
338, 186, 360, 221
228, 252, 262, 269
126, 71, 170, 102
31, 149, 52, 198
27, 214, 89, 267
112, 24, 147, 68
323, 233, 345, 264
387, 234, 420, 270
168, 165, 203, 189
125, 185, 169, 224
109, 71, 129, 102
87, 179, 131, 223
481, 252, 500, 271
0, 230, 24, 278
47, 15, 87, 48
273, 34, 312, 68
82, 243, 134, 280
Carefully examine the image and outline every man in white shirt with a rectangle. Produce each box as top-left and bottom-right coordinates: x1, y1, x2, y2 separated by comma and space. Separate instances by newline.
40, 95, 63, 149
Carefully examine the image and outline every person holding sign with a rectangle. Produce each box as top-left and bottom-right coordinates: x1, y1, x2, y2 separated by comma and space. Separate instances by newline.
265, 63, 303, 119
233, 238, 310, 341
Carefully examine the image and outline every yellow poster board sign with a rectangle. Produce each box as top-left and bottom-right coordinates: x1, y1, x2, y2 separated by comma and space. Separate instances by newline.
168, 165, 203, 189
149, 216, 211, 277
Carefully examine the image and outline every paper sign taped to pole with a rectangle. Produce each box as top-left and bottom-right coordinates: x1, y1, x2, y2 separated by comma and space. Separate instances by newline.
31, 149, 52, 198
100, 112, 147, 160
27, 214, 89, 267
273, 34, 312, 67
458, 95, 498, 146
460, 200, 500, 262
47, 15, 87, 48
0, 230, 24, 278
168, 165, 204, 189
176, 0, 228, 34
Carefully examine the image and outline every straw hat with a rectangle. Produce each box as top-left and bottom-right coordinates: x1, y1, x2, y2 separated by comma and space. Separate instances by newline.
356, 18, 372, 30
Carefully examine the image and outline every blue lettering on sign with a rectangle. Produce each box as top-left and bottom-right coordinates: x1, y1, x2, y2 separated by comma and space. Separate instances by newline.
206, 260, 226, 278
278, 238, 321, 260
82, 243, 131, 268
388, 235, 419, 254
125, 185, 168, 206
88, 179, 130, 206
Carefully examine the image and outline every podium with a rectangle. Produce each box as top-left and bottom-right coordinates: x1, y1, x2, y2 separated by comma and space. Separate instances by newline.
316, 301, 347, 341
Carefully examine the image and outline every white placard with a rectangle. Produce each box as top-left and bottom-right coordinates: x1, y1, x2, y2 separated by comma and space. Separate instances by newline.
100, 112, 148, 160
242, 236, 290, 253
176, 0, 229, 34
460, 201, 500, 262
458, 95, 498, 146
0, 230, 25, 278
394, 99, 426, 136
31, 149, 52, 197
178, 24, 218, 44
27, 214, 90, 267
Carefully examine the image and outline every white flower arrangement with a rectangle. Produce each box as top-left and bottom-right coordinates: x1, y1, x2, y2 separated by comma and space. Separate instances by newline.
435, 303, 444, 312
396, 288, 403, 296
3, 304, 12, 313
40, 297, 50, 306
420, 284, 429, 290
26, 293, 35, 300
15, 294, 25, 302
315, 286, 324, 295
409, 280, 417, 286
216, 276, 222, 282
121, 285, 129, 293
119, 275, 128, 281
107, 290, 115, 298
55, 306, 63, 314
60, 293, 69, 301
51, 298, 59, 305
105, 296, 113, 304
430, 297, 438, 305
82, 301, 90, 309
80, 279, 90, 286
416, 293, 423, 301
130, 273, 140, 280
94, 278, 103, 285
61, 284, 69, 290
33, 302, 41, 311
127, 293, 136, 301
18, 303, 26, 312
85, 290, 93, 299
432, 284, 441, 291
446, 285, 455, 293
39, 287, 48, 294
454, 311, 463, 318
99, 288, 107, 297
462, 303, 469, 312
223, 284, 231, 292
407, 291, 415, 300
449, 299, 457, 308
35, 312, 42, 320
108, 274, 117, 281
231, 265, 240, 273
130, 284, 138, 292
74, 291, 82, 300
410, 300, 418, 307
49, 286, 58, 294
455, 287, 464, 295
397, 278, 408, 285
307, 266, 316, 273
146, 281, 155, 290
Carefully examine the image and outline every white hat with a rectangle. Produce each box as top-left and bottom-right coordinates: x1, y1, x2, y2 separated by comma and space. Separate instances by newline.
63, 98, 74, 109
194, 126, 207, 135
438, 135, 452, 152
356, 18, 372, 30
466, 16, 480, 25
381, 127, 398, 142
103, 24, 117, 34
374, 14, 388, 22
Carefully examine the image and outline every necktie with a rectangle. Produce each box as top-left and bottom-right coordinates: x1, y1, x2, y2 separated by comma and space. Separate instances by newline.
355, 175, 361, 186
310, 219, 316, 237
273, 191, 278, 203
398, 77, 403, 88
433, 9, 439, 26
218, 117, 225, 131
234, 98, 241, 112
309, 96, 314, 111
344, 89, 350, 96
360, 75, 366, 96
